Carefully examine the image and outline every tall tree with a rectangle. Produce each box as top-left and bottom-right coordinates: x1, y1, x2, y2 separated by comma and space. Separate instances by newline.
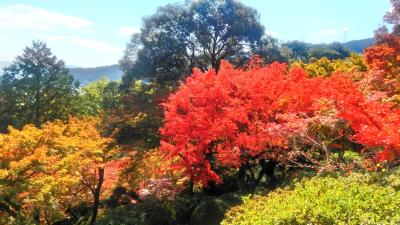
283, 41, 311, 62
251, 36, 288, 64
120, 0, 264, 87
0, 41, 79, 131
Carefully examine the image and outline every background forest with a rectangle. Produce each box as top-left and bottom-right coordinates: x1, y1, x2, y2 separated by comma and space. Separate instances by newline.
1, 0, 400, 224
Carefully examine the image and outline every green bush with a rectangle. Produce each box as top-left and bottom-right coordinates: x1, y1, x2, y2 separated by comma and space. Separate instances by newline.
222, 169, 400, 225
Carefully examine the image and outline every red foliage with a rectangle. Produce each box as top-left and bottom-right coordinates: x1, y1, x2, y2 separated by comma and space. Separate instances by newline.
364, 33, 400, 77
102, 157, 131, 195
160, 61, 400, 186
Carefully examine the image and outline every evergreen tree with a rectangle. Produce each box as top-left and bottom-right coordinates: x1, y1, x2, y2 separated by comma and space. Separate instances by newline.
0, 40, 79, 131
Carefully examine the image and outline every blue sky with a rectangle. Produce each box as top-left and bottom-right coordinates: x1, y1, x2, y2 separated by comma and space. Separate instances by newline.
0, 0, 391, 67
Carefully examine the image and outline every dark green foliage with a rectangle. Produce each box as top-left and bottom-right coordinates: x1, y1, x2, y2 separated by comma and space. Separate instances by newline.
190, 193, 242, 225
97, 190, 241, 225
96, 205, 144, 225
120, 0, 264, 87
250, 36, 288, 64
284, 41, 311, 62
97, 193, 204, 225
100, 80, 167, 149
308, 42, 350, 60
0, 40, 79, 131
102, 81, 122, 111
97, 201, 175, 225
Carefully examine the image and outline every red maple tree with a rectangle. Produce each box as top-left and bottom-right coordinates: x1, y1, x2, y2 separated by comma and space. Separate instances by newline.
364, 33, 400, 77
160, 60, 400, 186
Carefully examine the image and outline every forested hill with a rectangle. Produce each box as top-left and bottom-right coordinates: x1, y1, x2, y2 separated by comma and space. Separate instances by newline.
343, 38, 375, 53
0, 62, 123, 85
68, 64, 123, 85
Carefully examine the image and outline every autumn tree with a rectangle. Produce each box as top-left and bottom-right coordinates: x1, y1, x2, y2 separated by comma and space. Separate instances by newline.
364, 0, 400, 75
0, 41, 79, 132
120, 0, 264, 87
160, 61, 339, 188
160, 60, 400, 189
0, 118, 127, 224
364, 33, 400, 77
364, 0, 400, 101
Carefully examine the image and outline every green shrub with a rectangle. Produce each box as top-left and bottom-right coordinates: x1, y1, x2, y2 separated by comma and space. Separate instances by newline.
222, 169, 400, 225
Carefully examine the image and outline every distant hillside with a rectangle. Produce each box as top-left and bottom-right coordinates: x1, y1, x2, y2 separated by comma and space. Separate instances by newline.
0, 62, 123, 84
68, 64, 123, 85
343, 38, 375, 53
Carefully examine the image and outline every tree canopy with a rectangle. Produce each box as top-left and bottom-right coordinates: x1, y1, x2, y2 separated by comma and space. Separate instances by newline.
160, 59, 400, 186
0, 117, 128, 224
0, 41, 79, 131
120, 0, 264, 87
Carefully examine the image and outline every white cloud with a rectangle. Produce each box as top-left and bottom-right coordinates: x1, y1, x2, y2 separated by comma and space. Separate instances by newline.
117, 26, 140, 36
0, 4, 93, 30
44, 35, 122, 53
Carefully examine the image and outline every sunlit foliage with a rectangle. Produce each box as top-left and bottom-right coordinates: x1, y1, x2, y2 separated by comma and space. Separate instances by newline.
0, 118, 127, 224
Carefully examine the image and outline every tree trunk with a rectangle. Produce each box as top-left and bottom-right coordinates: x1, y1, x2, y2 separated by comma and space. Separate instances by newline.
264, 160, 277, 188
238, 164, 247, 192
249, 159, 266, 192
188, 176, 194, 195
90, 167, 104, 225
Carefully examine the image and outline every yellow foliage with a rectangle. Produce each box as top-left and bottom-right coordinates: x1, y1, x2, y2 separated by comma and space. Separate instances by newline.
0, 117, 118, 223
125, 149, 183, 189
292, 54, 368, 77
